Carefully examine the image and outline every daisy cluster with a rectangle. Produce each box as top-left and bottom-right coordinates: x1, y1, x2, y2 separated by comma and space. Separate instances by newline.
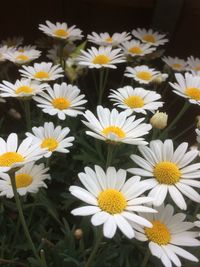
0, 20, 200, 267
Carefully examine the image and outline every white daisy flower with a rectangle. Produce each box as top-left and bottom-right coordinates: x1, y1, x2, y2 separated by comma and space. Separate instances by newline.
33, 82, 87, 120
87, 32, 131, 47
0, 162, 50, 198
125, 65, 160, 84
26, 122, 74, 158
82, 105, 152, 145
187, 56, 200, 73
128, 139, 200, 210
0, 46, 16, 62
1, 36, 23, 47
121, 40, 156, 57
132, 28, 168, 46
0, 133, 47, 173
19, 62, 64, 81
70, 165, 157, 239
109, 86, 163, 115
4, 48, 41, 64
38, 20, 83, 41
0, 78, 48, 98
169, 72, 200, 105
162, 56, 187, 71
47, 44, 75, 62
194, 214, 200, 234
77, 46, 125, 69
134, 204, 200, 267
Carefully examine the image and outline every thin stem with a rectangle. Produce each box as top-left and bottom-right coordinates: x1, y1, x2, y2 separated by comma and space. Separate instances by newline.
106, 144, 114, 168
98, 68, 105, 104
174, 122, 195, 141
40, 249, 48, 267
24, 100, 31, 131
141, 249, 150, 267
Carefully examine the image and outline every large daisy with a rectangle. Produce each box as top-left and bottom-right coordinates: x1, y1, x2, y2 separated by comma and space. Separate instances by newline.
0, 133, 47, 173
109, 86, 163, 115
0, 78, 48, 98
169, 72, 200, 105
33, 82, 87, 120
132, 28, 168, 46
38, 20, 83, 41
82, 105, 152, 145
26, 122, 74, 158
19, 62, 64, 81
128, 139, 200, 209
0, 162, 50, 198
121, 40, 156, 57
4, 48, 41, 65
77, 46, 125, 69
162, 56, 187, 72
134, 204, 200, 267
70, 166, 156, 239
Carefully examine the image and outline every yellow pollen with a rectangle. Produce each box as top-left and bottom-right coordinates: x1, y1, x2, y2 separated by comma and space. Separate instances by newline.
0, 152, 24, 167
195, 66, 200, 71
15, 86, 33, 95
34, 71, 50, 79
102, 126, 126, 139
54, 29, 68, 37
185, 87, 200, 100
136, 71, 152, 81
16, 54, 29, 61
93, 55, 110, 65
41, 138, 58, 151
143, 34, 156, 43
98, 189, 126, 214
106, 37, 113, 43
124, 95, 144, 108
172, 63, 182, 70
154, 161, 181, 184
145, 220, 171, 245
128, 46, 142, 54
52, 97, 70, 110
15, 173, 33, 189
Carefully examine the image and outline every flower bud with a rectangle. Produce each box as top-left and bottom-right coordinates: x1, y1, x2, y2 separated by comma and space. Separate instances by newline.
74, 228, 83, 240
8, 108, 21, 120
150, 111, 168, 129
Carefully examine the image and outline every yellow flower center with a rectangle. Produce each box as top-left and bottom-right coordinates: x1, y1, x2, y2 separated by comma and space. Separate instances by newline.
93, 55, 110, 65
52, 97, 70, 110
54, 29, 68, 37
16, 54, 29, 61
15, 173, 33, 189
145, 220, 171, 245
172, 63, 182, 70
98, 189, 127, 214
185, 87, 200, 100
153, 161, 181, 184
195, 66, 200, 71
15, 86, 33, 95
124, 95, 144, 108
106, 37, 113, 43
41, 138, 58, 151
0, 152, 24, 167
143, 34, 156, 43
136, 71, 152, 81
128, 46, 142, 54
34, 71, 50, 79
102, 126, 126, 139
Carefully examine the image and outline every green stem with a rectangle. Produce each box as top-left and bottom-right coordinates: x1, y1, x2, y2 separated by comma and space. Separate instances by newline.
141, 249, 150, 267
24, 100, 31, 131
106, 144, 114, 168
174, 122, 195, 141
98, 68, 109, 105
40, 249, 48, 267
10, 172, 42, 265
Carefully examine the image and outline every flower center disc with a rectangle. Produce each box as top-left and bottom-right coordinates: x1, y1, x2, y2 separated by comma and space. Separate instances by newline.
0, 152, 24, 167
128, 46, 142, 54
41, 138, 58, 151
185, 87, 200, 100
93, 54, 110, 65
143, 34, 156, 43
52, 97, 70, 110
98, 189, 126, 214
102, 126, 126, 139
54, 29, 68, 37
16, 86, 33, 95
16, 54, 29, 61
145, 220, 171, 245
172, 63, 182, 70
124, 95, 144, 108
195, 66, 200, 71
106, 37, 113, 43
34, 71, 50, 79
153, 161, 181, 184
15, 173, 33, 188
136, 71, 152, 81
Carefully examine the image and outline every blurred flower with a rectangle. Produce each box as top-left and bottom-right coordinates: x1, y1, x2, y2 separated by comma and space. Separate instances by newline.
1, 36, 23, 47
162, 56, 187, 72
4, 48, 41, 65
150, 111, 168, 129
121, 40, 156, 57
0, 45, 16, 63
47, 43, 75, 62
132, 28, 168, 46
187, 56, 200, 73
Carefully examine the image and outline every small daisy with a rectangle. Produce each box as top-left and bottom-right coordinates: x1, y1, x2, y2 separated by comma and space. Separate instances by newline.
33, 82, 87, 120
0, 78, 48, 98
38, 20, 83, 41
87, 32, 131, 47
4, 48, 41, 64
0, 133, 47, 173
128, 139, 200, 210
134, 204, 200, 267
82, 105, 152, 145
121, 40, 156, 57
0, 162, 50, 198
187, 56, 200, 72
125, 65, 160, 84
26, 122, 74, 158
169, 72, 200, 105
162, 56, 187, 71
1, 36, 23, 47
77, 46, 125, 69
70, 166, 156, 239
109, 86, 163, 115
19, 62, 64, 81
132, 28, 168, 46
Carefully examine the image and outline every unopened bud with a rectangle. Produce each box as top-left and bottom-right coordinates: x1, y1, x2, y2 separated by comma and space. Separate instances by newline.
153, 73, 168, 84
74, 228, 83, 240
150, 111, 168, 129
8, 108, 21, 120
